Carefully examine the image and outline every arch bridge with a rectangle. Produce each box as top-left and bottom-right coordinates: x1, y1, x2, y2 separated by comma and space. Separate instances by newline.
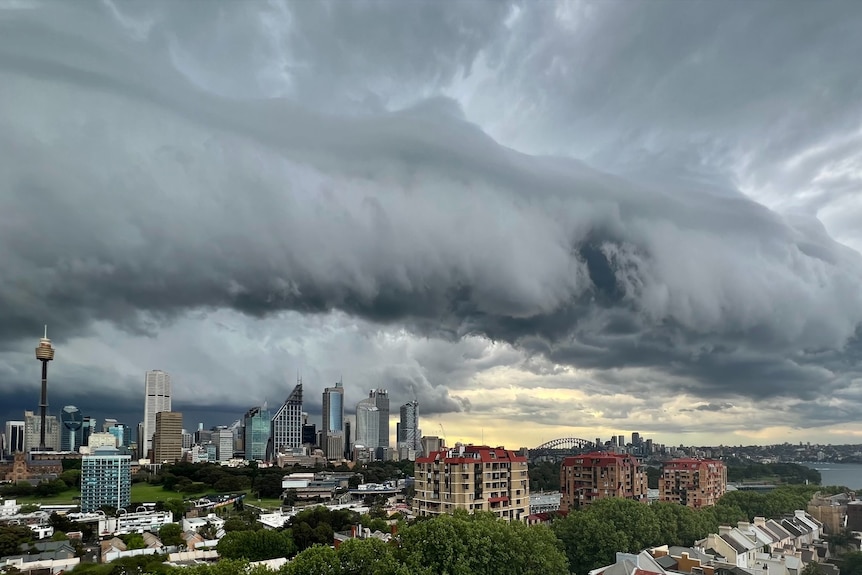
533, 437, 594, 451
529, 437, 595, 461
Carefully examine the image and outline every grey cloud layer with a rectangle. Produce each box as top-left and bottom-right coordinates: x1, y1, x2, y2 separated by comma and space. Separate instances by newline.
1, 1, 861, 416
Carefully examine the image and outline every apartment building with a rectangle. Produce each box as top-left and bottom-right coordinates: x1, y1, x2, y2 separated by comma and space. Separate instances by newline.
559, 451, 647, 510
659, 458, 726, 508
81, 446, 131, 512
413, 444, 529, 522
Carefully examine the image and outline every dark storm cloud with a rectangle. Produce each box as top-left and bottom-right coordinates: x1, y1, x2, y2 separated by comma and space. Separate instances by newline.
1, 0, 861, 421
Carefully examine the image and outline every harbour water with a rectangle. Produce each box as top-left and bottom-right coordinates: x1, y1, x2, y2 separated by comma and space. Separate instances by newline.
798, 462, 862, 490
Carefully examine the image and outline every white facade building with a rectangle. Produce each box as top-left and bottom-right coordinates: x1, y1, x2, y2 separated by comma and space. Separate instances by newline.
268, 382, 303, 458
355, 398, 379, 451
142, 370, 171, 458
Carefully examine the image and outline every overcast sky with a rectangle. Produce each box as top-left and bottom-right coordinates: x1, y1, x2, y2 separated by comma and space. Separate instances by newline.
1, 0, 861, 449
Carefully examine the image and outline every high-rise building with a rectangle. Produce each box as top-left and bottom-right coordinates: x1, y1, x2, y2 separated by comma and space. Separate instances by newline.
398, 400, 419, 459
142, 370, 171, 458
370, 389, 390, 449
153, 411, 183, 464
321, 381, 345, 458
182, 429, 193, 450
81, 416, 97, 449
23, 410, 60, 452
343, 419, 351, 459
659, 459, 727, 508
81, 446, 131, 512
413, 444, 529, 522
268, 380, 303, 459
559, 452, 647, 510
421, 435, 444, 456
105, 423, 131, 449
4, 421, 24, 456
214, 427, 233, 462
355, 396, 379, 450
243, 406, 271, 461
618, 434, 625, 447
60, 406, 84, 452
325, 433, 344, 461
631, 432, 641, 446
302, 422, 316, 446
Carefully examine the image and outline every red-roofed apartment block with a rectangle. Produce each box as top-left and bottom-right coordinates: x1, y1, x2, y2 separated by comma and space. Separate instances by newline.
559, 451, 647, 510
412, 444, 529, 522
659, 458, 726, 508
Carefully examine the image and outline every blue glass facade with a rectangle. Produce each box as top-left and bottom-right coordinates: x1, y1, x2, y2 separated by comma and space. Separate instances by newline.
81, 446, 131, 512
243, 407, 271, 461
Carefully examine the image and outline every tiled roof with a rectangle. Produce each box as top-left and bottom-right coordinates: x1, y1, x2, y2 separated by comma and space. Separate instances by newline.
416, 445, 527, 464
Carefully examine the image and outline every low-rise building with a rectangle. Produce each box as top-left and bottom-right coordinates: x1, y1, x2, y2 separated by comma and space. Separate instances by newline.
413, 444, 529, 522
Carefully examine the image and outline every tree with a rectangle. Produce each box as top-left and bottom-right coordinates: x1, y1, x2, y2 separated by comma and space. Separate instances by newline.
282, 545, 342, 575
553, 512, 624, 575
0, 525, 34, 557
159, 523, 184, 547
839, 552, 862, 575
216, 529, 297, 561
586, 498, 662, 551
398, 510, 568, 575
338, 538, 410, 575
122, 533, 146, 550
160, 499, 188, 518
800, 562, 824, 575
827, 527, 855, 554
59, 469, 82, 488
256, 473, 284, 499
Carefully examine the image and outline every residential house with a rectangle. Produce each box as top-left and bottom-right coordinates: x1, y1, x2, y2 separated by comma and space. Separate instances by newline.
697, 526, 758, 569
589, 550, 669, 575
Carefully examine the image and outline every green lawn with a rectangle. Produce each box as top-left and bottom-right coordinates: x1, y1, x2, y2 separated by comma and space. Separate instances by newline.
14, 483, 285, 510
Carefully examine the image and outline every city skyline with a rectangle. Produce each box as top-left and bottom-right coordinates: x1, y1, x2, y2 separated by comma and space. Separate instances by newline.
1, 2, 862, 449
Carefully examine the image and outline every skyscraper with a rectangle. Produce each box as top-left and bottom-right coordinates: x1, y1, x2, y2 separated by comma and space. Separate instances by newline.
4, 421, 24, 456
398, 400, 419, 459
370, 389, 389, 449
214, 427, 233, 462
355, 396, 380, 450
23, 410, 60, 452
82, 416, 97, 450
60, 405, 84, 452
243, 406, 271, 461
142, 370, 171, 458
343, 419, 352, 459
268, 380, 303, 459
321, 381, 345, 459
153, 411, 183, 464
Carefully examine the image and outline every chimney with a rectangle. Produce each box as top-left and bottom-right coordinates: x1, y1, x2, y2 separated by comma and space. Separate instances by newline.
719, 526, 732, 535
754, 517, 766, 526
738, 521, 751, 531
